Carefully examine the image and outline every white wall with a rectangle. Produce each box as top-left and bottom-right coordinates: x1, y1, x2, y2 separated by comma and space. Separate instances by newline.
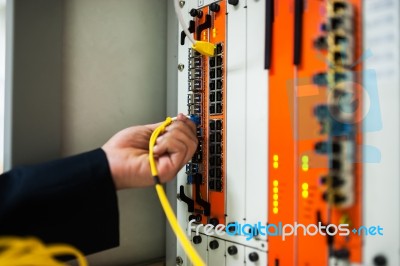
4, 0, 168, 264
0, 0, 5, 172
62, 0, 167, 264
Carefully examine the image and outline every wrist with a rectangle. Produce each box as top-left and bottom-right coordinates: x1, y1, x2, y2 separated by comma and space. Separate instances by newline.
102, 147, 124, 190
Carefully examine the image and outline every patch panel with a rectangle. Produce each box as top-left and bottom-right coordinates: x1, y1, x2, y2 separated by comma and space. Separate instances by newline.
175, 0, 362, 263
321, 0, 357, 212
208, 119, 223, 192
267, 0, 363, 264
209, 43, 224, 115
188, 49, 203, 94
174, 0, 399, 265
183, 9, 216, 225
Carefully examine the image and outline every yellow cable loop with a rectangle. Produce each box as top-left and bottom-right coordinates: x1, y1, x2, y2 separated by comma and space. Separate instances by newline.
0, 237, 87, 266
149, 117, 205, 266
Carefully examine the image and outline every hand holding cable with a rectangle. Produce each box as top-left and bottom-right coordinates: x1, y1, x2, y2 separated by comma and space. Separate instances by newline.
102, 113, 198, 189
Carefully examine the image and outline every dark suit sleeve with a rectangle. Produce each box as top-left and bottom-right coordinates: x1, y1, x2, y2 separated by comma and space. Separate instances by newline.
0, 148, 119, 255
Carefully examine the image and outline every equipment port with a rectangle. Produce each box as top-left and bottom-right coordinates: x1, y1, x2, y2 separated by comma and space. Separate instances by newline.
217, 56, 223, 66
215, 168, 222, 179
217, 80, 222, 89
215, 180, 222, 191
216, 43, 223, 54
209, 145, 215, 154
210, 104, 216, 114
216, 120, 222, 130
189, 79, 202, 91
190, 57, 202, 69
216, 67, 223, 78
210, 69, 215, 79
210, 81, 215, 91
209, 57, 215, 67
216, 103, 222, 114
189, 69, 202, 79
210, 92, 216, 102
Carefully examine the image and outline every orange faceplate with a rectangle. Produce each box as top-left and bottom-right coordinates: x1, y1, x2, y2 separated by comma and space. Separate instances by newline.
268, 0, 362, 265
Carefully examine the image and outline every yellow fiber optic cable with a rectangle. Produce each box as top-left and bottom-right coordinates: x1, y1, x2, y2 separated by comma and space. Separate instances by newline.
149, 117, 205, 266
0, 237, 87, 266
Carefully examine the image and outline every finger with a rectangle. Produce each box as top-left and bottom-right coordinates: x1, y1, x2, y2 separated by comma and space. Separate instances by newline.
177, 113, 189, 122
156, 135, 164, 145
165, 121, 198, 144
153, 130, 192, 159
179, 114, 197, 134
154, 137, 188, 168
153, 130, 196, 163
162, 126, 198, 160
157, 154, 182, 182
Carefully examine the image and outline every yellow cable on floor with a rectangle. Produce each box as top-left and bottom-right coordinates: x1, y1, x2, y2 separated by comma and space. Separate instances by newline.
0, 236, 87, 266
149, 117, 205, 266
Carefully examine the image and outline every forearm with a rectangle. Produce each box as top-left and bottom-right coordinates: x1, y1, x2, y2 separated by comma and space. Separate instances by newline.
0, 149, 120, 255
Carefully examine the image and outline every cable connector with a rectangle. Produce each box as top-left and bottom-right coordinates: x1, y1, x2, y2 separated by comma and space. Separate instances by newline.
193, 41, 215, 57
189, 115, 201, 126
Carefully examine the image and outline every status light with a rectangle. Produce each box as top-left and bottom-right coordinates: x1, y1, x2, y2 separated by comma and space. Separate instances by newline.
301, 155, 309, 172
272, 179, 279, 214
273, 154, 279, 169
302, 182, 309, 199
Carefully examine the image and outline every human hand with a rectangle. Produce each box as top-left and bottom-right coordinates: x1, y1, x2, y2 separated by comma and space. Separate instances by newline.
102, 113, 198, 190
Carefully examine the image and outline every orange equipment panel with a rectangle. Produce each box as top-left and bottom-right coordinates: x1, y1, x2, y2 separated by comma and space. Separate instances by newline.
268, 0, 363, 265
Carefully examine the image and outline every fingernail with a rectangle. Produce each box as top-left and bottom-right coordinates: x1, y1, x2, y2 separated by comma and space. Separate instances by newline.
178, 113, 186, 120
153, 145, 159, 153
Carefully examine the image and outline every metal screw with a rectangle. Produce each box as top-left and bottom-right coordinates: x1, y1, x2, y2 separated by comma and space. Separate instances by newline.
179, 1, 185, 8
176, 256, 183, 265
178, 64, 185, 71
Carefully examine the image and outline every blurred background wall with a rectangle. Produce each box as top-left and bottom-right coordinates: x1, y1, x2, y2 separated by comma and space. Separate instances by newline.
4, 0, 170, 264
